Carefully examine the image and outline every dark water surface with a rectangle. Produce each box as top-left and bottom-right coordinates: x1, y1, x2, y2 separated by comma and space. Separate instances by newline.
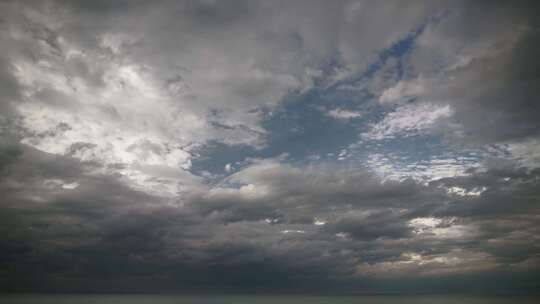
1, 294, 539, 304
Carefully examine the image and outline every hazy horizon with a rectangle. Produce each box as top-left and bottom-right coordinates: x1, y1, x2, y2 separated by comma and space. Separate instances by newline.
1, 0, 539, 296
2, 294, 540, 304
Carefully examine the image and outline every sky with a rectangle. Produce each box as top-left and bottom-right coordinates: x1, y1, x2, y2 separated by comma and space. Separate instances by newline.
1, 0, 540, 294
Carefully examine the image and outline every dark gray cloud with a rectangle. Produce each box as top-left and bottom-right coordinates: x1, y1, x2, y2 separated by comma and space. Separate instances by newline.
1, 149, 539, 292
0, 0, 539, 294
382, 0, 540, 144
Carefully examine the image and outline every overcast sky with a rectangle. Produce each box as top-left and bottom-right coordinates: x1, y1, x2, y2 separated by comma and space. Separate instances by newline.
1, 0, 540, 294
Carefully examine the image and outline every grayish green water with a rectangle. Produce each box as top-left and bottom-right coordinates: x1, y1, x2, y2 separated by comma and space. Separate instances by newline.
1, 295, 539, 304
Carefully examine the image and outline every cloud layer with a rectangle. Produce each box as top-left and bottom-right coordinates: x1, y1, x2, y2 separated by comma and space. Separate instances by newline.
1, 0, 539, 294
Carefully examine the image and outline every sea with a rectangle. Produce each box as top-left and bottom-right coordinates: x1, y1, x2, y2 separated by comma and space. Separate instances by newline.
0, 294, 539, 304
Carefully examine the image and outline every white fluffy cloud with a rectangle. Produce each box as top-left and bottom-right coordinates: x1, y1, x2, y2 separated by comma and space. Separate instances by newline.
362, 102, 452, 141
327, 108, 363, 120
13, 53, 201, 196
379, 78, 426, 104
364, 153, 480, 182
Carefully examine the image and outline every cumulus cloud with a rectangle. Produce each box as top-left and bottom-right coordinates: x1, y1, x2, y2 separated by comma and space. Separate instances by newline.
378, 78, 427, 104
326, 108, 364, 120
362, 102, 453, 140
